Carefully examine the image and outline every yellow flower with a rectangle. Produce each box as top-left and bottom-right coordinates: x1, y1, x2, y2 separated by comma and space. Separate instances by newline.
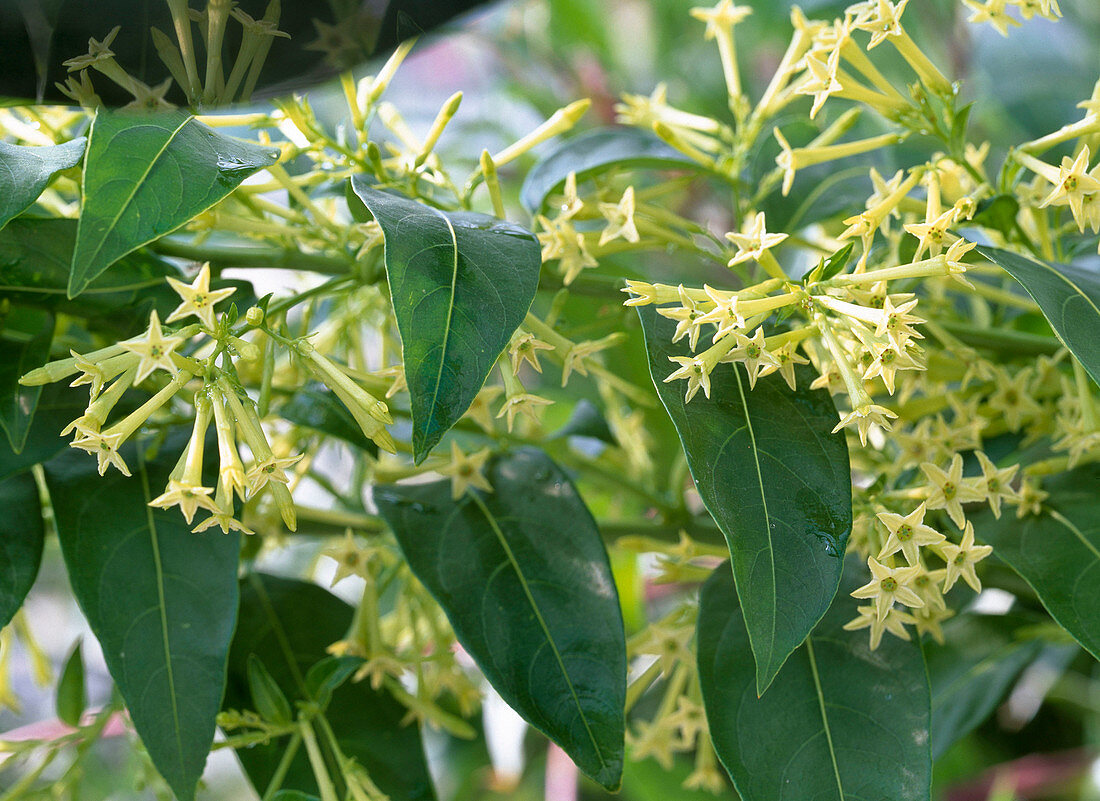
597, 186, 640, 246
149, 480, 219, 525
508, 332, 555, 375
724, 212, 788, 267
876, 503, 945, 565
495, 392, 552, 432
975, 451, 1021, 518
165, 263, 236, 330
664, 356, 712, 402
121, 310, 184, 383
438, 441, 493, 500
934, 522, 993, 593
851, 556, 925, 621
920, 453, 985, 529
843, 604, 915, 649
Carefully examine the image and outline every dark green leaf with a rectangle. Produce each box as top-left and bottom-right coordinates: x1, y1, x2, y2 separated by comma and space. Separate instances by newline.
550, 398, 615, 444
0, 383, 87, 482
279, 382, 378, 456
0, 307, 53, 453
971, 196, 1020, 238
638, 306, 851, 692
924, 613, 1042, 759
0, 471, 45, 628
803, 242, 855, 286
0, 217, 184, 326
374, 447, 626, 790
697, 560, 930, 801
520, 128, 697, 213
304, 656, 363, 709
949, 103, 974, 158
44, 435, 241, 801
976, 245, 1100, 385
225, 574, 436, 801
272, 792, 321, 801
56, 641, 87, 727
971, 463, 1100, 659
70, 110, 279, 297
0, 138, 86, 230
350, 179, 541, 463
247, 655, 293, 726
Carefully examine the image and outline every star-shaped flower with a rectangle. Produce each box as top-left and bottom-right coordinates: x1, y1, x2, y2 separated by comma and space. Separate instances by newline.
963, 0, 1022, 36
1037, 146, 1100, 231
438, 441, 493, 500
561, 334, 621, 386
148, 480, 220, 524
496, 392, 553, 432
721, 328, 780, 389
598, 186, 640, 246
509, 332, 555, 375
876, 503, 945, 565
664, 356, 712, 402
843, 604, 915, 650
854, 0, 909, 48
696, 285, 746, 341
121, 311, 183, 384
70, 430, 130, 476
725, 212, 788, 266
851, 556, 924, 621
920, 453, 985, 529
833, 403, 897, 446
656, 285, 707, 350
166, 263, 236, 330
63, 26, 120, 71
192, 511, 255, 536
935, 522, 993, 593
246, 454, 303, 495
975, 451, 1021, 518
689, 0, 752, 39
322, 530, 369, 586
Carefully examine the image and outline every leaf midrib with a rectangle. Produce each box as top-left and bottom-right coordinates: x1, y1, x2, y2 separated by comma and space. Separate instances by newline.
805, 638, 845, 799
137, 452, 185, 773
732, 365, 777, 670
420, 209, 459, 452
466, 490, 608, 773
73, 113, 192, 286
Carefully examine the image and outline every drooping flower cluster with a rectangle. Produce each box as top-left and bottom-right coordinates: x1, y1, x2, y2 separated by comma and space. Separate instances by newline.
20, 263, 396, 534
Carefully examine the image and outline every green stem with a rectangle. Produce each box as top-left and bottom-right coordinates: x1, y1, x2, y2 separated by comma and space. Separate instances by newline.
937, 321, 1060, 356
261, 729, 303, 801
151, 239, 355, 276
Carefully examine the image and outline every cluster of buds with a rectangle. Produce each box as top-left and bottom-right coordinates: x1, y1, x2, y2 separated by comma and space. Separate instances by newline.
20, 263, 395, 534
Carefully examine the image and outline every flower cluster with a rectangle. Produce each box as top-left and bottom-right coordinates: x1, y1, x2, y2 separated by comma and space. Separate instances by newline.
20, 263, 395, 534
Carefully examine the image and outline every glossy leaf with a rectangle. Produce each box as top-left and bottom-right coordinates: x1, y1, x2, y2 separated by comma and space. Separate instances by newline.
638, 306, 851, 692
224, 573, 436, 801
70, 110, 279, 297
56, 641, 87, 728
0, 383, 89, 482
0, 218, 183, 325
0, 138, 86, 230
520, 127, 697, 213
374, 447, 627, 790
350, 179, 541, 463
924, 613, 1043, 759
697, 560, 930, 801
977, 245, 1100, 385
0, 471, 45, 629
0, 307, 53, 453
971, 463, 1100, 659
44, 436, 241, 801
279, 382, 378, 456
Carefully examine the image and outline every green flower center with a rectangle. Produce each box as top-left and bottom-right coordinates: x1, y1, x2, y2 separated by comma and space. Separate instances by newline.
897, 524, 913, 541
880, 577, 898, 593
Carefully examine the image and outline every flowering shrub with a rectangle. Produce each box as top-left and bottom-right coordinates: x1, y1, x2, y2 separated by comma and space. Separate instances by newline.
0, 0, 1098, 799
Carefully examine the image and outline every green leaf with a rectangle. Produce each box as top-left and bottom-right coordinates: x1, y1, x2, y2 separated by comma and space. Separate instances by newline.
0, 471, 45, 628
43, 435, 241, 801
374, 447, 627, 790
520, 128, 697, 213
279, 382, 378, 456
224, 573, 436, 801
971, 463, 1100, 659
971, 195, 1020, 238
697, 560, 930, 801
549, 398, 616, 444
976, 245, 1100, 385
0, 217, 184, 327
247, 655, 293, 726
0, 307, 53, 453
638, 306, 852, 692
57, 641, 87, 728
69, 110, 279, 298
349, 179, 541, 463
803, 242, 855, 286
924, 613, 1043, 759
0, 138, 86, 230
0, 383, 87, 482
